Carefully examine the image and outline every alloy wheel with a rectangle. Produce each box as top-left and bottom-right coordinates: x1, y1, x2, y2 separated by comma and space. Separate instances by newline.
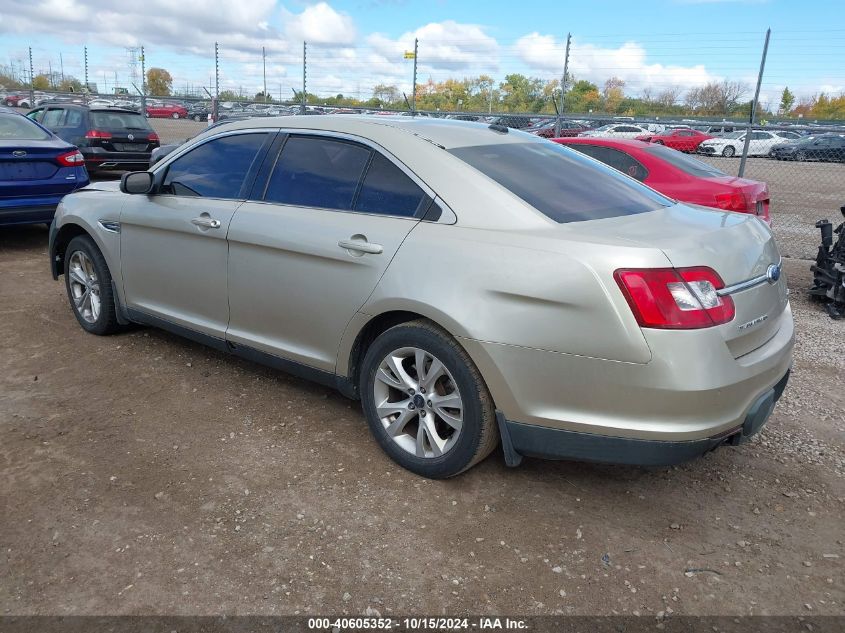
373, 346, 463, 459
68, 251, 101, 324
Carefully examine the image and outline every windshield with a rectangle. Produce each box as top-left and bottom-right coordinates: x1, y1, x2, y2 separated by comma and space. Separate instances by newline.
0, 113, 52, 140
91, 111, 152, 130
645, 145, 726, 178
449, 142, 671, 224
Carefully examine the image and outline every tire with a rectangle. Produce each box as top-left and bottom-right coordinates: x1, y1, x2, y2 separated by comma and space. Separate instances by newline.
64, 235, 120, 336
192, 114, 201, 122
360, 320, 499, 478
795, 150, 807, 162
722, 145, 736, 158
654, 139, 664, 145
171, 112, 180, 119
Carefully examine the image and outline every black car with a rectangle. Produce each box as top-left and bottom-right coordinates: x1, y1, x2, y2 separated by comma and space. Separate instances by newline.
187, 103, 212, 122
26, 104, 160, 174
488, 115, 532, 130
769, 134, 845, 162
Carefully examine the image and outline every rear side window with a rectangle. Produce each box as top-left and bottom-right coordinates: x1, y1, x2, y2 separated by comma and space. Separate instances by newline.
162, 133, 267, 198
91, 111, 151, 130
644, 145, 726, 178
449, 142, 670, 223
567, 145, 648, 182
354, 153, 426, 217
0, 113, 51, 140
42, 108, 66, 128
264, 136, 370, 211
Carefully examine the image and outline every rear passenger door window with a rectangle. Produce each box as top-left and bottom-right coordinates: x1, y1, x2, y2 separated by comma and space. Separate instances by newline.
570, 145, 649, 181
264, 135, 427, 217
264, 136, 369, 210
41, 108, 66, 128
161, 133, 269, 199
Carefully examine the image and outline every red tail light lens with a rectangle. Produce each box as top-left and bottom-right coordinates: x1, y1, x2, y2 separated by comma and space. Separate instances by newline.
147, 132, 160, 142
714, 191, 748, 212
56, 149, 85, 167
614, 267, 735, 329
85, 129, 112, 140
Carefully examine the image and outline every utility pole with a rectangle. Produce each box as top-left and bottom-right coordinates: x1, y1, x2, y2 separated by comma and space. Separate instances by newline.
739, 28, 770, 178
59, 53, 64, 84
301, 41, 307, 114
556, 33, 571, 137
262, 46, 267, 102
140, 45, 146, 114
28, 47, 34, 106
412, 38, 418, 116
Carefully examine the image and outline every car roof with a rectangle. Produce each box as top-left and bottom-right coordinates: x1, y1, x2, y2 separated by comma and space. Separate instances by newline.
202, 115, 544, 150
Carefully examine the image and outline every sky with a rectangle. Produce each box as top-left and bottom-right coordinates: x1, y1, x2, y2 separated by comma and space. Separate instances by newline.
0, 0, 843, 107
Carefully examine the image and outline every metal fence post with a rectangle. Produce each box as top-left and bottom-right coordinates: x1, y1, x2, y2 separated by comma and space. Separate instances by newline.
555, 33, 571, 137
214, 42, 220, 122
302, 41, 307, 114
28, 47, 34, 106
412, 38, 418, 116
738, 28, 771, 178
262, 46, 267, 102
140, 45, 146, 115
83, 46, 89, 101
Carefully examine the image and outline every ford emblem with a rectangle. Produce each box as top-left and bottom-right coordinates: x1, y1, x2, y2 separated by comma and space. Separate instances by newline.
766, 263, 781, 284
12, 150, 26, 157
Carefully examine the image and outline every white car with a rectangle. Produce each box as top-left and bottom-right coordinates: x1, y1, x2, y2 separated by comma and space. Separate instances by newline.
698, 130, 785, 158
579, 124, 650, 139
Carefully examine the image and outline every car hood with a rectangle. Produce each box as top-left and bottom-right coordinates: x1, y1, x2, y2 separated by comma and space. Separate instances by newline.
78, 180, 122, 193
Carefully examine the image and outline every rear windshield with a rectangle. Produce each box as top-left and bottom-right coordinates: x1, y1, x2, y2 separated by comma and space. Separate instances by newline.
91, 111, 151, 130
644, 145, 726, 178
448, 141, 671, 223
0, 114, 51, 140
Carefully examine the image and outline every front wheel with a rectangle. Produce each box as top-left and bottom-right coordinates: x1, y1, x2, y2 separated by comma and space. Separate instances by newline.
795, 150, 807, 161
64, 235, 120, 335
722, 145, 736, 157
192, 114, 201, 122
360, 320, 499, 478
171, 112, 180, 119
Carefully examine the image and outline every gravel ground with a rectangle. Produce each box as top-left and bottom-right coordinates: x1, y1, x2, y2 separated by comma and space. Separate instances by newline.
0, 222, 843, 618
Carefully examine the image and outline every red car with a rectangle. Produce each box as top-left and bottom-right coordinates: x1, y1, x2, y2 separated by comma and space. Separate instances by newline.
145, 103, 188, 119
526, 119, 586, 138
3, 94, 25, 107
553, 137, 770, 222
634, 128, 713, 153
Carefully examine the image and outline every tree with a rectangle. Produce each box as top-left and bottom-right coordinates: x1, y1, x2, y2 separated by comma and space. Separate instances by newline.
779, 87, 795, 115
218, 89, 242, 102
58, 77, 83, 93
32, 74, 50, 90
372, 84, 399, 105
253, 91, 273, 103
685, 80, 748, 115
603, 76, 626, 113
146, 68, 172, 96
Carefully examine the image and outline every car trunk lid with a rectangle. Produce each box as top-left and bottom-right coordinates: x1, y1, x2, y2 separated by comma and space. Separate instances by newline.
568, 204, 788, 358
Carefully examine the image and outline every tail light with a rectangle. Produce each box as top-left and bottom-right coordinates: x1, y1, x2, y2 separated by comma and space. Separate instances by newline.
56, 149, 85, 167
85, 129, 112, 140
147, 132, 160, 142
614, 267, 735, 329
714, 191, 749, 212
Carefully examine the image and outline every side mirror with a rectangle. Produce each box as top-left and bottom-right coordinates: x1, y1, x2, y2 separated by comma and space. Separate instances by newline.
120, 171, 154, 195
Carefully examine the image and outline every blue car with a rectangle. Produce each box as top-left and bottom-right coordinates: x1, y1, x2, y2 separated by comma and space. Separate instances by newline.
0, 110, 89, 226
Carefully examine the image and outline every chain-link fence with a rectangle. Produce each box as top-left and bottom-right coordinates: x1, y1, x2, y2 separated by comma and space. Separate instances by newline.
3, 31, 843, 259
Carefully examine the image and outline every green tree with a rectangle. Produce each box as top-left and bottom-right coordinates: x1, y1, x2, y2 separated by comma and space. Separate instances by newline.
146, 67, 173, 96
779, 86, 795, 115
218, 89, 242, 102
32, 74, 50, 90
58, 77, 84, 93
253, 91, 273, 103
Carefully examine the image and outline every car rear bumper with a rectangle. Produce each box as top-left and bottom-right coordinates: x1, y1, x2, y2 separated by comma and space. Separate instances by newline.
82, 148, 153, 171
498, 368, 789, 466
0, 194, 66, 225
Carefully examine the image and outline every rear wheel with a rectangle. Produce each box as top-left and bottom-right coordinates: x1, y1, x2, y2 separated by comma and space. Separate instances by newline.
722, 145, 736, 157
171, 112, 180, 119
360, 320, 498, 478
64, 235, 120, 336
795, 150, 807, 161
654, 139, 664, 145
192, 114, 201, 122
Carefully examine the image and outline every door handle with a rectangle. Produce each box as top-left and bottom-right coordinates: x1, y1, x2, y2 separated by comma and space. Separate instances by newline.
191, 216, 221, 229
338, 239, 383, 255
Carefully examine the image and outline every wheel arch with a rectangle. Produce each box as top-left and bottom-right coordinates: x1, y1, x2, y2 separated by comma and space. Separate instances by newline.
51, 221, 93, 278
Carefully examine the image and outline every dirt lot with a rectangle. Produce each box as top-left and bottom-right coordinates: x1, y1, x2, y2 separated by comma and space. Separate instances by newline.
1, 220, 843, 618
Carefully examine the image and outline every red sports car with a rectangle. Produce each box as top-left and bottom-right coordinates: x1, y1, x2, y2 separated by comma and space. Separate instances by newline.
553, 137, 770, 222
634, 128, 713, 152
145, 103, 188, 119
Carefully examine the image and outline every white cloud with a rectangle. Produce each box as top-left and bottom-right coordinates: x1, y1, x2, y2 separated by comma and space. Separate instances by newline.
515, 33, 716, 94
369, 20, 498, 71
282, 2, 357, 46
